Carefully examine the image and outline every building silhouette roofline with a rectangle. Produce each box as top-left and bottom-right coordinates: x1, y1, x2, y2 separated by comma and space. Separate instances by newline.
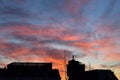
67, 57, 118, 80
0, 62, 61, 80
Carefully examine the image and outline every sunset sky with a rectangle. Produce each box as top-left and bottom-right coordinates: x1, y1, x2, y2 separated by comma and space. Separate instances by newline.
0, 0, 120, 80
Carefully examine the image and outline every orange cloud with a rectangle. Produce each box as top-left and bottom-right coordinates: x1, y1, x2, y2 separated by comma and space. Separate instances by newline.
103, 53, 120, 61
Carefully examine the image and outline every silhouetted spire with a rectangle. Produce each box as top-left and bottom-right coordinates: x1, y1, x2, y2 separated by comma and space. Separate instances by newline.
72, 55, 75, 60
67, 55, 85, 80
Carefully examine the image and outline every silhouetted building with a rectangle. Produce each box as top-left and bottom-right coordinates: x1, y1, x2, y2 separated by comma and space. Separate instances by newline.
0, 57, 119, 80
67, 56, 85, 80
0, 62, 61, 80
67, 56, 118, 80
85, 69, 118, 80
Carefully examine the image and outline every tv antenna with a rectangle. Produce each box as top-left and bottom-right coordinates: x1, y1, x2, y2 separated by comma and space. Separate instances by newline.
89, 62, 91, 70
64, 50, 69, 80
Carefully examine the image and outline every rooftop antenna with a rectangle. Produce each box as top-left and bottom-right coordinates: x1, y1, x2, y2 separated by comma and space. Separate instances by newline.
89, 62, 91, 70
64, 50, 68, 80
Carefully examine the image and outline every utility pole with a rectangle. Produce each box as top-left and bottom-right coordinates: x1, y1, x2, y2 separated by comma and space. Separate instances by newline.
64, 50, 68, 80
89, 62, 91, 70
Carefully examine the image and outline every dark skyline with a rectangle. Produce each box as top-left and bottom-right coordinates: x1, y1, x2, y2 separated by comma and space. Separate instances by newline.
0, 58, 118, 80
